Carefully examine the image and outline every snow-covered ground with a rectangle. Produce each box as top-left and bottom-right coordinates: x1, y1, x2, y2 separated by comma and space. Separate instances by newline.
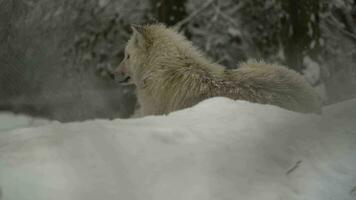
0, 113, 52, 133
0, 97, 355, 200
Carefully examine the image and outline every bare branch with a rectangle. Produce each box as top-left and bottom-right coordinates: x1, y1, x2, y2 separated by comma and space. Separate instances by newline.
326, 15, 356, 41
174, 0, 216, 30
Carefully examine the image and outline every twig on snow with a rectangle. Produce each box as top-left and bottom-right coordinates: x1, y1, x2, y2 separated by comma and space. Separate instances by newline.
286, 160, 302, 175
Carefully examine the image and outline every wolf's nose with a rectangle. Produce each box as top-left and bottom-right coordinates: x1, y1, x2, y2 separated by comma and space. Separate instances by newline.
110, 71, 131, 84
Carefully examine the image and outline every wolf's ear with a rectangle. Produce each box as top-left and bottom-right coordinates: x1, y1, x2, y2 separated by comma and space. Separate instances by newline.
131, 24, 146, 47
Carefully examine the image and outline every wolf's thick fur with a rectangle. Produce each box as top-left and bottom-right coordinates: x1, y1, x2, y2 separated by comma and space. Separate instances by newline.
116, 24, 321, 115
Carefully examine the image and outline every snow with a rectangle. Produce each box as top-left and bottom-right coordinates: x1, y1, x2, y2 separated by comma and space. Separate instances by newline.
303, 56, 320, 86
302, 56, 328, 103
0, 97, 356, 200
331, 0, 352, 10
227, 27, 241, 37
0, 113, 52, 133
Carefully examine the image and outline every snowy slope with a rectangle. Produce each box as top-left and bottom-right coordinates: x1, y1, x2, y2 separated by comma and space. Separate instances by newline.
0, 97, 355, 200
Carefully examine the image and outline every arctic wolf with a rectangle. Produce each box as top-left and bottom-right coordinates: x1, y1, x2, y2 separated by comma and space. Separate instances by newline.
114, 24, 321, 116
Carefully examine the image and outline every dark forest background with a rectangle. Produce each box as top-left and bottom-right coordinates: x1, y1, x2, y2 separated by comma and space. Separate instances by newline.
1, 0, 356, 121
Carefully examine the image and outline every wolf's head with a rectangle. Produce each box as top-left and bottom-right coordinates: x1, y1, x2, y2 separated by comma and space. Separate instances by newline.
112, 25, 149, 85
113, 24, 206, 87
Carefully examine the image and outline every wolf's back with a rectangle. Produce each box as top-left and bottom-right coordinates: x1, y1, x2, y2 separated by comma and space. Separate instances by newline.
235, 60, 322, 113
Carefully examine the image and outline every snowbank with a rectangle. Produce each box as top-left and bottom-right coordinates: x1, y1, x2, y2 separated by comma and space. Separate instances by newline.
0, 113, 52, 133
0, 98, 355, 200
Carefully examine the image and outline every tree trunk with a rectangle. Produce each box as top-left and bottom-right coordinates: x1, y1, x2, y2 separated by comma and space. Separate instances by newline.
351, 0, 356, 27
280, 0, 321, 72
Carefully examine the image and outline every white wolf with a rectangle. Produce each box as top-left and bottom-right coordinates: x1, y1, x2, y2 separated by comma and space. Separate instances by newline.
114, 24, 321, 116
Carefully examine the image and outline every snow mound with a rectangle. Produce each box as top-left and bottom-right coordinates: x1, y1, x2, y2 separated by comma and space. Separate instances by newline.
0, 112, 52, 133
0, 97, 356, 200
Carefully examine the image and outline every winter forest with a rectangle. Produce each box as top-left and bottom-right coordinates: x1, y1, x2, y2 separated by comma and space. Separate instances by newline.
1, 1, 356, 200
1, 0, 356, 121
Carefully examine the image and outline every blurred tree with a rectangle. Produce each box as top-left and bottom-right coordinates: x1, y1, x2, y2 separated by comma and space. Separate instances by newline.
331, 0, 356, 34
239, 0, 282, 61
353, 1, 356, 24
185, 0, 246, 67
151, 0, 187, 25
0, 0, 38, 104
0, 0, 143, 121
280, 0, 322, 71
